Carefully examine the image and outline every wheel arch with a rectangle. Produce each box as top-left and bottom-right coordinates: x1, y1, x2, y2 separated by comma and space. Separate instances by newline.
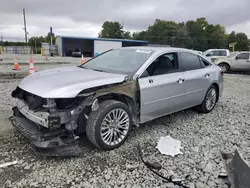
218, 62, 230, 70
211, 82, 219, 102
96, 93, 138, 124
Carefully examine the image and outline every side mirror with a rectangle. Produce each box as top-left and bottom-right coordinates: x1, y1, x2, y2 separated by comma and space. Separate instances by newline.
206, 54, 211, 57
235, 56, 238, 60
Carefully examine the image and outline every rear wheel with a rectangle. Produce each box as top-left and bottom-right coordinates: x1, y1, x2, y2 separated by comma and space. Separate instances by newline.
198, 85, 218, 113
218, 63, 229, 72
86, 100, 132, 150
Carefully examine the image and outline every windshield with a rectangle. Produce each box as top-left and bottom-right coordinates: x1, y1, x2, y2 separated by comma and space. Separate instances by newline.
228, 52, 239, 58
80, 48, 154, 76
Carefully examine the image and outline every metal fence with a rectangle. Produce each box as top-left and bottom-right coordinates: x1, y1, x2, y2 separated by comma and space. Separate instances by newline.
2, 46, 31, 54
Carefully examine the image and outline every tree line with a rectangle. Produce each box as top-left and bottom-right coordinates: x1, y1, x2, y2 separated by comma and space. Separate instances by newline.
2, 18, 249, 53
98, 18, 250, 51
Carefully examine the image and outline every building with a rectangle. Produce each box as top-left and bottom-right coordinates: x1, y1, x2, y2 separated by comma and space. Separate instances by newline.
41, 43, 58, 56
55, 36, 148, 57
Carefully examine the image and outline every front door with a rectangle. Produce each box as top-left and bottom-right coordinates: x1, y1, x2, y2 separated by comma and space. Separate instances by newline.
232, 53, 250, 71
138, 52, 187, 123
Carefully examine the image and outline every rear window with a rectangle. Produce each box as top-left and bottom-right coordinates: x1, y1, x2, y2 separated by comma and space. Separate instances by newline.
199, 57, 211, 67
205, 50, 227, 57
218, 51, 227, 56
180, 52, 202, 71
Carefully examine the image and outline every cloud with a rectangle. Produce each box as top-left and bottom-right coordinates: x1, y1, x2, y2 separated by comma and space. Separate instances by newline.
0, 0, 250, 40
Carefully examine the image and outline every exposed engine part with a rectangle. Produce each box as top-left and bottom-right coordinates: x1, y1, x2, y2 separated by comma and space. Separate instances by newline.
55, 98, 79, 110
11, 87, 46, 111
65, 120, 78, 131
43, 99, 56, 110
25, 95, 45, 110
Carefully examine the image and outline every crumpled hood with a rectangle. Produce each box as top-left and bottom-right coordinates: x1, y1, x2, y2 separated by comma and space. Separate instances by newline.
18, 66, 127, 98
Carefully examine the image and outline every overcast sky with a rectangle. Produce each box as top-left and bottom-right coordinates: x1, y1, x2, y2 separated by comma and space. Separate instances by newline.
1, 0, 250, 41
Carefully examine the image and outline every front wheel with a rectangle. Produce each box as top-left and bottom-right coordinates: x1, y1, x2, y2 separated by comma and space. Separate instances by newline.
198, 85, 218, 113
86, 100, 133, 150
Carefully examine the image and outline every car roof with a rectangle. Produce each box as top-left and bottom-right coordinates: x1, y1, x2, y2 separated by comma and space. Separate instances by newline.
121, 46, 198, 54
205, 49, 229, 51
235, 51, 250, 53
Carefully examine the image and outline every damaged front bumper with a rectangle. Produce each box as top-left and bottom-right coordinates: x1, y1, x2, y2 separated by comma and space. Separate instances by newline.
9, 107, 81, 156
9, 92, 96, 156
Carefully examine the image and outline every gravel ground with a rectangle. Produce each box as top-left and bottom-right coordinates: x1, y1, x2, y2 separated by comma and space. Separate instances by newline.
0, 74, 250, 188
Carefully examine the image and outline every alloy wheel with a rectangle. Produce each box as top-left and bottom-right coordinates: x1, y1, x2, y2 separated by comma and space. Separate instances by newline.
100, 108, 130, 146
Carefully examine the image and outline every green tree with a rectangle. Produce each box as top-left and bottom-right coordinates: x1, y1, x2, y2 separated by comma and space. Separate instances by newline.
28, 36, 46, 54
123, 31, 132, 39
99, 21, 124, 39
207, 24, 227, 49
186, 18, 209, 51
228, 31, 237, 45
228, 31, 249, 51
132, 31, 148, 40
45, 32, 56, 44
235, 33, 249, 51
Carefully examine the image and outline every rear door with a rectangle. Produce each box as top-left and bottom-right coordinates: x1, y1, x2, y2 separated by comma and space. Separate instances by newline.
232, 53, 250, 70
138, 52, 186, 123
180, 52, 212, 107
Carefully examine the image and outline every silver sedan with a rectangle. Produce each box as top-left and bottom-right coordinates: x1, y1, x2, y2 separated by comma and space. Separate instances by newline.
10, 47, 224, 156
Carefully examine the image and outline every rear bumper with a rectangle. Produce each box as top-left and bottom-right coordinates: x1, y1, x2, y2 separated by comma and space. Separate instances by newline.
9, 107, 81, 156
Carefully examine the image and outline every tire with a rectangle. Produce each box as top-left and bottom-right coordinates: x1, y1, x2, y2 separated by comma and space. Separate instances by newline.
198, 85, 218, 113
86, 100, 133, 150
218, 63, 229, 72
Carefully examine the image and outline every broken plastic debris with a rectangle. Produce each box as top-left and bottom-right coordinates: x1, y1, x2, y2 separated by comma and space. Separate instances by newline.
0, 160, 18, 168
156, 136, 183, 157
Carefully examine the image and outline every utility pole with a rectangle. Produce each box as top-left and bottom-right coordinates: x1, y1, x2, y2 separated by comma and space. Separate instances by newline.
1, 34, 3, 54
23, 9, 28, 46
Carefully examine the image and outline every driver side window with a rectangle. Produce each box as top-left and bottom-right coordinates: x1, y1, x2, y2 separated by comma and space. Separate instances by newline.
141, 53, 179, 77
236, 53, 249, 60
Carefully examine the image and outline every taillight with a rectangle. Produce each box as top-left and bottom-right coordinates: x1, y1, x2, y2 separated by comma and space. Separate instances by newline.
220, 70, 224, 76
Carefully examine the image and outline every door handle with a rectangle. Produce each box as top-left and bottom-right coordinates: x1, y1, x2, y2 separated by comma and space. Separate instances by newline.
149, 79, 153, 83
205, 73, 210, 77
246, 60, 250, 62
177, 78, 185, 83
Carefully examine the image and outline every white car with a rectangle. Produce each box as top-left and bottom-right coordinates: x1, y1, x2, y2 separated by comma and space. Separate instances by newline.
202, 49, 230, 62
213, 51, 250, 72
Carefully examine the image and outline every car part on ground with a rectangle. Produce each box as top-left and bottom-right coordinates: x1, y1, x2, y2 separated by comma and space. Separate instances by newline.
9, 47, 223, 156
138, 145, 189, 188
221, 150, 250, 188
